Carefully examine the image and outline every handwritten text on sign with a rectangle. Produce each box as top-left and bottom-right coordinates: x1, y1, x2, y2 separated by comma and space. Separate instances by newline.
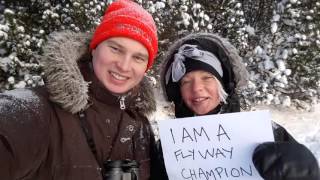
158, 111, 274, 180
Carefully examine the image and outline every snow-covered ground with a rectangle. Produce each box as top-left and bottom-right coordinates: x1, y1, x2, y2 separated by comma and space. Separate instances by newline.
150, 88, 320, 163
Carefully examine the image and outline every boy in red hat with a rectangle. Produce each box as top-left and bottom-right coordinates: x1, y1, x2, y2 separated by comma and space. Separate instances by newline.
0, 1, 159, 180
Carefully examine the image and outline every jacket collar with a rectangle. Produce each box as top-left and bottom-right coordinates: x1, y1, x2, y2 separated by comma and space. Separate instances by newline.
40, 31, 156, 116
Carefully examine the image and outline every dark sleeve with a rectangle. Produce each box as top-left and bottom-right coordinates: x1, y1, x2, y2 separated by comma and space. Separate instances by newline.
253, 121, 320, 180
132, 113, 169, 180
150, 140, 169, 180
272, 122, 297, 142
131, 114, 155, 180
0, 88, 50, 179
253, 142, 320, 180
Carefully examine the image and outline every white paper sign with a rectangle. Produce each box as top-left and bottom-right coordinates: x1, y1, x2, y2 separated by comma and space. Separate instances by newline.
158, 111, 274, 180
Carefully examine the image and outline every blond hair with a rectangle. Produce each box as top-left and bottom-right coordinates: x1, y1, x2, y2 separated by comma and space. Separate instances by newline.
214, 76, 228, 104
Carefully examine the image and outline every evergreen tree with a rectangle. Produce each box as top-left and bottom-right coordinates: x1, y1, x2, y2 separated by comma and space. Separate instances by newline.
0, 0, 319, 110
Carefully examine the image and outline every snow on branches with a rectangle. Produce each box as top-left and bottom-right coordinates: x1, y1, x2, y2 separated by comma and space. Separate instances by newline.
0, 0, 319, 110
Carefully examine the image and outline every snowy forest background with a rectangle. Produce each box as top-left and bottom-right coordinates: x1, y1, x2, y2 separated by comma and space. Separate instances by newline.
0, 0, 319, 111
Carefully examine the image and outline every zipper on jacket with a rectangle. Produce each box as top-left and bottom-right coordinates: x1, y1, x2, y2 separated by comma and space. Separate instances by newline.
119, 96, 126, 110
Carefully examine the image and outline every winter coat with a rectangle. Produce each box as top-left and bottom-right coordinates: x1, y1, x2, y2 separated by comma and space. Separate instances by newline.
156, 32, 320, 180
0, 31, 157, 180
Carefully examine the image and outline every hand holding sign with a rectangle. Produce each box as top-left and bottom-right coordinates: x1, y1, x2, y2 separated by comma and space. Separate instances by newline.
158, 111, 274, 180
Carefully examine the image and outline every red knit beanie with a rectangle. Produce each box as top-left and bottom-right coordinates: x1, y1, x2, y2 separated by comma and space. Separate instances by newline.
90, 0, 158, 70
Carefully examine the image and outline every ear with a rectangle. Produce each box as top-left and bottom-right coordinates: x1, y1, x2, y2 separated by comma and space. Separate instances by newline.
91, 49, 96, 57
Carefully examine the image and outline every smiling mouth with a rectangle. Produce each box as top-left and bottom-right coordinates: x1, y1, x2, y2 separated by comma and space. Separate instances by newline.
192, 97, 208, 103
110, 72, 128, 81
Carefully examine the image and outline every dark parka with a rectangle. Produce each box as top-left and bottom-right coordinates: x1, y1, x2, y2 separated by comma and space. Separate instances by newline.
0, 31, 158, 180
156, 33, 320, 180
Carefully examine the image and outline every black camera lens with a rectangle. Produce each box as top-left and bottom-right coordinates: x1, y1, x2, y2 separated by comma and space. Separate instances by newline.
103, 160, 139, 180
104, 160, 125, 169
103, 160, 124, 180
122, 160, 139, 169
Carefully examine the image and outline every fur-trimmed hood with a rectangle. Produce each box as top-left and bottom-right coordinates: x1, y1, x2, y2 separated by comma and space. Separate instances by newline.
161, 33, 249, 101
160, 33, 249, 117
40, 31, 156, 116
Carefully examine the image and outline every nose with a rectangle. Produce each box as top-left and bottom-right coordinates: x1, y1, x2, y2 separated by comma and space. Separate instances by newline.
116, 55, 131, 72
191, 78, 204, 93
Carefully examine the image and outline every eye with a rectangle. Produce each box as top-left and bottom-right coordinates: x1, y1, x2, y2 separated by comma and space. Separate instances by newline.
202, 75, 215, 81
134, 56, 147, 63
180, 79, 191, 86
109, 45, 120, 53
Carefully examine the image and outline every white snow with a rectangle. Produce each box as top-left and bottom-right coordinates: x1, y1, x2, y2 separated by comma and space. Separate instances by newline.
155, 2, 165, 9
7, 76, 15, 84
264, 59, 275, 70
245, 25, 255, 36
276, 60, 286, 71
4, 8, 14, 15
290, 0, 297, 4
271, 22, 278, 34
14, 81, 26, 89
272, 14, 281, 22
0, 30, 8, 40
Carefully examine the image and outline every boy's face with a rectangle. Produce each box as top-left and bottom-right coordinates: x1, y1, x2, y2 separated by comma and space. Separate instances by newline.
180, 70, 220, 115
92, 37, 149, 94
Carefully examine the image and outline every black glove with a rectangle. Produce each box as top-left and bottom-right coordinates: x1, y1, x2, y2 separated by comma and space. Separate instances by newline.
252, 142, 320, 180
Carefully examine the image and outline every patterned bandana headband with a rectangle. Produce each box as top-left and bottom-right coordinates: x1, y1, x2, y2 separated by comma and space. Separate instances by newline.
165, 44, 223, 84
